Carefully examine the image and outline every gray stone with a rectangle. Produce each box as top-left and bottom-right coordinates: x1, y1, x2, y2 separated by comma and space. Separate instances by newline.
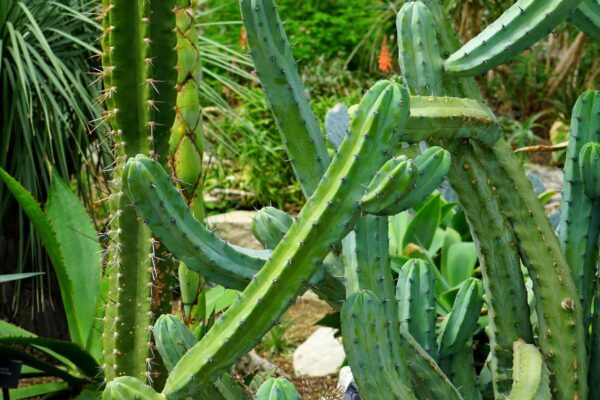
207, 210, 262, 250
293, 327, 345, 377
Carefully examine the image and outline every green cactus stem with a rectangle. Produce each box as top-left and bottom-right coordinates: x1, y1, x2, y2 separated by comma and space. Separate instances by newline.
478, 139, 588, 400
441, 342, 481, 400
100, 0, 177, 384
444, 0, 583, 77
558, 91, 600, 331
102, 376, 165, 400
252, 207, 294, 250
255, 378, 300, 400
343, 216, 461, 399
342, 290, 416, 400
396, 259, 438, 359
570, 0, 600, 44
397, 1, 444, 96
508, 340, 551, 400
361, 146, 451, 216
241, 0, 330, 197
170, 0, 207, 322
395, 1, 533, 394
579, 142, 600, 200
140, 78, 411, 398
405, 96, 500, 146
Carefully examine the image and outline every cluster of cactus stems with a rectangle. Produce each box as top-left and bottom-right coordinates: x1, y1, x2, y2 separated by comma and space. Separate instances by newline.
98, 0, 600, 399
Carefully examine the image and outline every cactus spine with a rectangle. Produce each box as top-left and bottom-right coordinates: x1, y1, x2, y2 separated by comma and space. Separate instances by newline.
100, 0, 177, 383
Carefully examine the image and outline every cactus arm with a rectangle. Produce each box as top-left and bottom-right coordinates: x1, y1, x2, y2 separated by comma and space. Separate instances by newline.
447, 143, 532, 398
558, 91, 600, 330
343, 217, 461, 399
508, 340, 551, 400
438, 278, 483, 358
579, 142, 600, 200
396, 259, 438, 359
102, 376, 166, 400
440, 343, 481, 400
252, 207, 294, 250
341, 290, 417, 400
444, 0, 581, 76
157, 79, 409, 398
397, 2, 444, 96
477, 139, 588, 400
570, 0, 600, 44
405, 96, 500, 146
414, 0, 482, 100
124, 155, 267, 291
362, 146, 451, 216
255, 378, 300, 400
444, 0, 583, 77
343, 216, 412, 382
241, 0, 330, 197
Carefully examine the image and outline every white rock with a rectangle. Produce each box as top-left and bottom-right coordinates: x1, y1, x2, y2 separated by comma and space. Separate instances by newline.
337, 366, 354, 392
293, 327, 345, 377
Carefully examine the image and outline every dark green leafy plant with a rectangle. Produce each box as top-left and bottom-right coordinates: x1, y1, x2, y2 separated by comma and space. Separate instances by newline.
0, 0, 107, 301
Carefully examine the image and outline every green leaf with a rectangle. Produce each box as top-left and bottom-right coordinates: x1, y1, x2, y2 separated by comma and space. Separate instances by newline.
0, 168, 81, 347
3, 382, 69, 400
45, 170, 102, 351
443, 242, 478, 287
389, 211, 410, 256
0, 272, 43, 283
205, 286, 239, 316
538, 190, 556, 206
0, 337, 100, 379
403, 194, 441, 250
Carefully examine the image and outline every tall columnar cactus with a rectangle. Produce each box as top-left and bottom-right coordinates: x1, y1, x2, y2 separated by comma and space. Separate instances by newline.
125, 78, 411, 398
397, 2, 532, 397
99, 0, 177, 383
169, 0, 206, 321
558, 91, 600, 331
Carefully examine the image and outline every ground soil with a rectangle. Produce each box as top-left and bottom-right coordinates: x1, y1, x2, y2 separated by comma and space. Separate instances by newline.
255, 294, 344, 400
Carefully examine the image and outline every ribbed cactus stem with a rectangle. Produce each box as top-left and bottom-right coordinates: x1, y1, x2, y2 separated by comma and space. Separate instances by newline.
170, 0, 206, 321
100, 0, 177, 384
396, 3, 532, 397
158, 79, 410, 399
558, 91, 600, 331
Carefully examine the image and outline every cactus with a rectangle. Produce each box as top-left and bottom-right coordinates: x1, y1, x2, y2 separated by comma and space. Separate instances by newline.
570, 0, 600, 44
579, 142, 600, 200
252, 207, 294, 250
128, 78, 411, 398
102, 376, 166, 400
241, 0, 329, 197
153, 315, 197, 372
170, 0, 207, 322
361, 146, 451, 216
558, 91, 600, 331
444, 0, 584, 77
508, 340, 551, 400
342, 290, 416, 399
255, 378, 300, 400
342, 216, 462, 400
100, 0, 177, 384
396, 259, 438, 359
